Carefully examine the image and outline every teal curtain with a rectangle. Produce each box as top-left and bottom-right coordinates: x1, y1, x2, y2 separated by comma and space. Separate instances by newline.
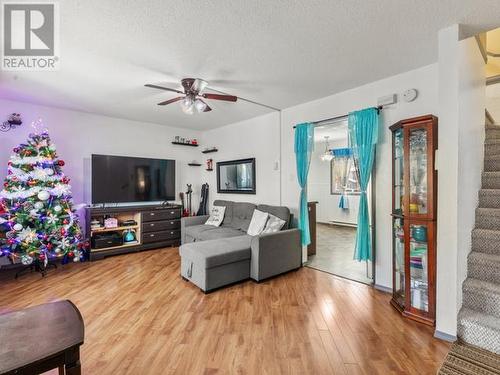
294, 123, 314, 246
348, 108, 379, 261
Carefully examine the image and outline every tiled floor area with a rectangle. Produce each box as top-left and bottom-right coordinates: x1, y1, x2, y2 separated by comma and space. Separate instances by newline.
306, 223, 372, 284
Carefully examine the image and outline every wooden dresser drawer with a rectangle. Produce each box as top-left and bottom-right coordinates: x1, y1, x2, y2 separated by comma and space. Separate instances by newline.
142, 209, 180, 222
142, 229, 180, 244
142, 220, 180, 233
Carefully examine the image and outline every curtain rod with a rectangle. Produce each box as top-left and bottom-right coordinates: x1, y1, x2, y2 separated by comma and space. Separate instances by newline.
293, 105, 383, 129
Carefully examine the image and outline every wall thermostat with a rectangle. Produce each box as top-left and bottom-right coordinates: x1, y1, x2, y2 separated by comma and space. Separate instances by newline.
403, 89, 418, 102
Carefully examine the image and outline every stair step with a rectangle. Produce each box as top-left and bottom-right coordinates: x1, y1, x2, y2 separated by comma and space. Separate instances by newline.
482, 172, 500, 189
485, 155, 500, 171
486, 126, 500, 140
479, 189, 500, 208
485, 140, 500, 157
463, 278, 500, 319
458, 307, 500, 354
468, 251, 500, 284
472, 229, 500, 255
475, 208, 500, 230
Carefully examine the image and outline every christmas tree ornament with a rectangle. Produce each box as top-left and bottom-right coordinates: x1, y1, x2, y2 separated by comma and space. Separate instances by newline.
54, 205, 62, 212
37, 190, 50, 201
13, 223, 23, 231
21, 255, 33, 265
44, 168, 54, 176
34, 201, 44, 209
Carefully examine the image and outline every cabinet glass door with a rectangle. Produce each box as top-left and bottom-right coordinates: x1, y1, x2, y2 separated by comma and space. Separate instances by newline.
393, 217, 405, 307
409, 223, 429, 312
409, 128, 428, 215
393, 129, 404, 215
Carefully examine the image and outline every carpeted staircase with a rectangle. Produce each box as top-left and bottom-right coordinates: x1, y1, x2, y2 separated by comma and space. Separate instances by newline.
457, 124, 500, 355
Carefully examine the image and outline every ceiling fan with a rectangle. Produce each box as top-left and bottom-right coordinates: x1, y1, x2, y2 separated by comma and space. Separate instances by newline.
144, 78, 238, 114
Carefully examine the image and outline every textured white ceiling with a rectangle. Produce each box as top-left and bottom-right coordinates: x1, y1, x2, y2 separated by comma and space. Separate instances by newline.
1, 0, 500, 130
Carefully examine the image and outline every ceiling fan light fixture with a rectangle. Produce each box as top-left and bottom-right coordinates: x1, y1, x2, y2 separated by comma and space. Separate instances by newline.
145, 78, 237, 114
194, 99, 207, 112
192, 79, 208, 93
181, 95, 195, 114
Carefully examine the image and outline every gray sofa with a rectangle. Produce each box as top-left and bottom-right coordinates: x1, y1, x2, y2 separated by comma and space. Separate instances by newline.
179, 200, 302, 292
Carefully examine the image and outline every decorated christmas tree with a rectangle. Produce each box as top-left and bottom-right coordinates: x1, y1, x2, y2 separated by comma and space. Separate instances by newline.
0, 124, 86, 270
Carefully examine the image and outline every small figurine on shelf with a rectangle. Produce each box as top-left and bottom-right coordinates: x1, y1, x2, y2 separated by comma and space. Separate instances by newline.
104, 217, 118, 228
123, 229, 137, 243
90, 219, 102, 230
206, 159, 213, 170
192, 139, 198, 145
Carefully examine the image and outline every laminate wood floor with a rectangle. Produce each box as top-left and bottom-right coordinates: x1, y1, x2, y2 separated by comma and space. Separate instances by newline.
307, 224, 372, 284
0, 248, 449, 374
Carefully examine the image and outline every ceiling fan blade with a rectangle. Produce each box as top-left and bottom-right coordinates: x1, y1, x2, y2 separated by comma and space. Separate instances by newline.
157, 96, 184, 106
145, 84, 184, 95
192, 78, 208, 93
202, 93, 238, 102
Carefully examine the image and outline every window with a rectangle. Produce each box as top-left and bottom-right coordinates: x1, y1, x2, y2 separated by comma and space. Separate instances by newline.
330, 150, 361, 195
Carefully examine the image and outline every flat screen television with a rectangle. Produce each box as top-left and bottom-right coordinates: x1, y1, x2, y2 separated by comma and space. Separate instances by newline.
91, 154, 175, 204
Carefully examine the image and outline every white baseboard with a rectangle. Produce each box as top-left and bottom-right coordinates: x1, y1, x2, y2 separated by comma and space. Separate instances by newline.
434, 330, 457, 342
374, 284, 392, 293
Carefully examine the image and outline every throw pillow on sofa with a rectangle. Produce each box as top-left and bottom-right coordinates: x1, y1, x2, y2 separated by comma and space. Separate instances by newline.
247, 209, 269, 236
205, 206, 226, 227
261, 213, 286, 234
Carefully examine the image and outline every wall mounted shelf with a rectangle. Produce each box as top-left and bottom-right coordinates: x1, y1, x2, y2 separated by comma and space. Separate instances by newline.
202, 148, 218, 154
206, 168, 213, 171
188, 163, 202, 166
172, 142, 199, 147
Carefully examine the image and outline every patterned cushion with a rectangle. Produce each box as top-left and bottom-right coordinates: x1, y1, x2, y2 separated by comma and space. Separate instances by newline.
247, 209, 269, 236
256, 204, 290, 229
262, 213, 286, 234
205, 206, 226, 227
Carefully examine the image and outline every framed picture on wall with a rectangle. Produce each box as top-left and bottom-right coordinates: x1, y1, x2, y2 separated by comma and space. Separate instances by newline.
216, 158, 256, 194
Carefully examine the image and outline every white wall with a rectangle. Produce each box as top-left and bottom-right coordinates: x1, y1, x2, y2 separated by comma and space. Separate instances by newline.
200, 112, 281, 206
280, 64, 439, 291
436, 25, 461, 338
0, 99, 203, 211
436, 26, 485, 338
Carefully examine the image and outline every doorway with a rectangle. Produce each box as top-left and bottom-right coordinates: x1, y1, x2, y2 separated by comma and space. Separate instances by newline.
305, 121, 374, 284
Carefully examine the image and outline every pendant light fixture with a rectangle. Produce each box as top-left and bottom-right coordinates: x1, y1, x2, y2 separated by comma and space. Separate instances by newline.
320, 136, 333, 161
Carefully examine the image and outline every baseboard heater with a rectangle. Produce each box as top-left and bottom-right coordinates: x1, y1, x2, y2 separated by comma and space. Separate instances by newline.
327, 221, 357, 228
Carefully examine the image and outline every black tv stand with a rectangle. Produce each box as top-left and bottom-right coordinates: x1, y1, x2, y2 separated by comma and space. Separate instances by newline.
86, 204, 182, 260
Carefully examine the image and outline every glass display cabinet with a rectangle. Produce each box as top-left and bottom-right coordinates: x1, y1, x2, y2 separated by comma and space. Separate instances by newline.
390, 115, 437, 326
